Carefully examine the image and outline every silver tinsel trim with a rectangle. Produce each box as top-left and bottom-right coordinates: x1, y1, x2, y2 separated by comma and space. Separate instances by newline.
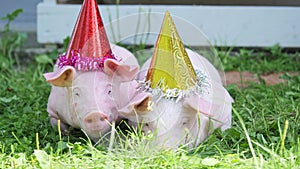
138, 69, 211, 102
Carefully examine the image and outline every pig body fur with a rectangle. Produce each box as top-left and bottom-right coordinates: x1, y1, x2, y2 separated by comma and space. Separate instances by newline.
44, 44, 139, 141
119, 48, 233, 149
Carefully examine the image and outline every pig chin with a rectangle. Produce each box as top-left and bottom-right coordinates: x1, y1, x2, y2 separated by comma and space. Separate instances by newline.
85, 125, 112, 142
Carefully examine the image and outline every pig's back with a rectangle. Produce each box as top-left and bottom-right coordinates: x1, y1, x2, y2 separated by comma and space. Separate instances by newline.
111, 44, 139, 68
186, 49, 222, 85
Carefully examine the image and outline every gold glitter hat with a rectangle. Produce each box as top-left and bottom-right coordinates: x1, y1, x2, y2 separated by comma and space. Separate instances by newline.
144, 11, 202, 100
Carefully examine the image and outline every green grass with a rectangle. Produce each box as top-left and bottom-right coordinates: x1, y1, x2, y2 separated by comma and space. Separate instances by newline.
216, 45, 300, 73
0, 44, 299, 168
1, 8, 300, 169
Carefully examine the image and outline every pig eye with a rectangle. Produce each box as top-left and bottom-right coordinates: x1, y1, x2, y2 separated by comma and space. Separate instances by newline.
106, 85, 112, 95
73, 88, 80, 97
182, 118, 190, 126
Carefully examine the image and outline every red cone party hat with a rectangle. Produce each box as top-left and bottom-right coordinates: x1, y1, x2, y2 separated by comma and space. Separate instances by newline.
57, 0, 115, 71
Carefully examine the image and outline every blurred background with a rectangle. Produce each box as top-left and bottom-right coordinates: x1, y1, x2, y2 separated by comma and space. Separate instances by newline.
0, 0, 300, 48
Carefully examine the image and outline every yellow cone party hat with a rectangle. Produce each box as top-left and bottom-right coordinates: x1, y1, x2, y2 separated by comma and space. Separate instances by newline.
146, 11, 198, 94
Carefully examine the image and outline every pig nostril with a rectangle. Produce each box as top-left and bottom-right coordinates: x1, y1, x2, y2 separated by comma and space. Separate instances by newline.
100, 116, 108, 121
87, 119, 93, 124
85, 112, 108, 125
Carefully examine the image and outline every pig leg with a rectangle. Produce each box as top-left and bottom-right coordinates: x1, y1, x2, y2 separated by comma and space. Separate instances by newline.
47, 107, 69, 133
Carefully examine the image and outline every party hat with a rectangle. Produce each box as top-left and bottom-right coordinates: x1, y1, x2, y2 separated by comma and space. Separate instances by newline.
57, 0, 115, 71
146, 11, 198, 94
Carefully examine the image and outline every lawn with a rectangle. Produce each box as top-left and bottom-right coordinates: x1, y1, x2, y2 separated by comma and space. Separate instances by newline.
1, 10, 300, 169
0, 42, 299, 168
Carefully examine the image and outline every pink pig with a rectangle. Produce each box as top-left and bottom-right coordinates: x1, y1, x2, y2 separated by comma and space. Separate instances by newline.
44, 44, 139, 142
118, 48, 233, 149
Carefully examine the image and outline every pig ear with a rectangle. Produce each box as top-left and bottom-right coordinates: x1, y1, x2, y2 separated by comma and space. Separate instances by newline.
104, 59, 139, 81
43, 66, 76, 87
118, 92, 153, 116
183, 94, 213, 116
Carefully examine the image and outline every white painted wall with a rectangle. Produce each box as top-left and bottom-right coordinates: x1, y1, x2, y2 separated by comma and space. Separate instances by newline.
0, 0, 42, 31
37, 0, 300, 47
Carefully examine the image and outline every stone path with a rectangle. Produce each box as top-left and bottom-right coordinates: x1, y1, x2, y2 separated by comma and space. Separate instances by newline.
224, 71, 299, 88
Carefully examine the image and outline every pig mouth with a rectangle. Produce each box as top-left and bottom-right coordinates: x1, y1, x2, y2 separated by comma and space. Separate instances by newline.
87, 129, 111, 143
89, 124, 111, 132
84, 123, 112, 139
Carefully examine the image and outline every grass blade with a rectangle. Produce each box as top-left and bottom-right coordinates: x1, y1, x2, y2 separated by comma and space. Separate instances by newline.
232, 107, 259, 169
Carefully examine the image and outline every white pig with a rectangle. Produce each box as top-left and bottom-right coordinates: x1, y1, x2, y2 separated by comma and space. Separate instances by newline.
44, 44, 139, 142
118, 48, 233, 149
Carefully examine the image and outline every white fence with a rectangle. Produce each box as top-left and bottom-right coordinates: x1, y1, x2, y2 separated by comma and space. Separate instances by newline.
37, 0, 300, 47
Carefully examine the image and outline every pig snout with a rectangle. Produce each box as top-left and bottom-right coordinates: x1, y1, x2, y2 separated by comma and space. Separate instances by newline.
83, 112, 111, 131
